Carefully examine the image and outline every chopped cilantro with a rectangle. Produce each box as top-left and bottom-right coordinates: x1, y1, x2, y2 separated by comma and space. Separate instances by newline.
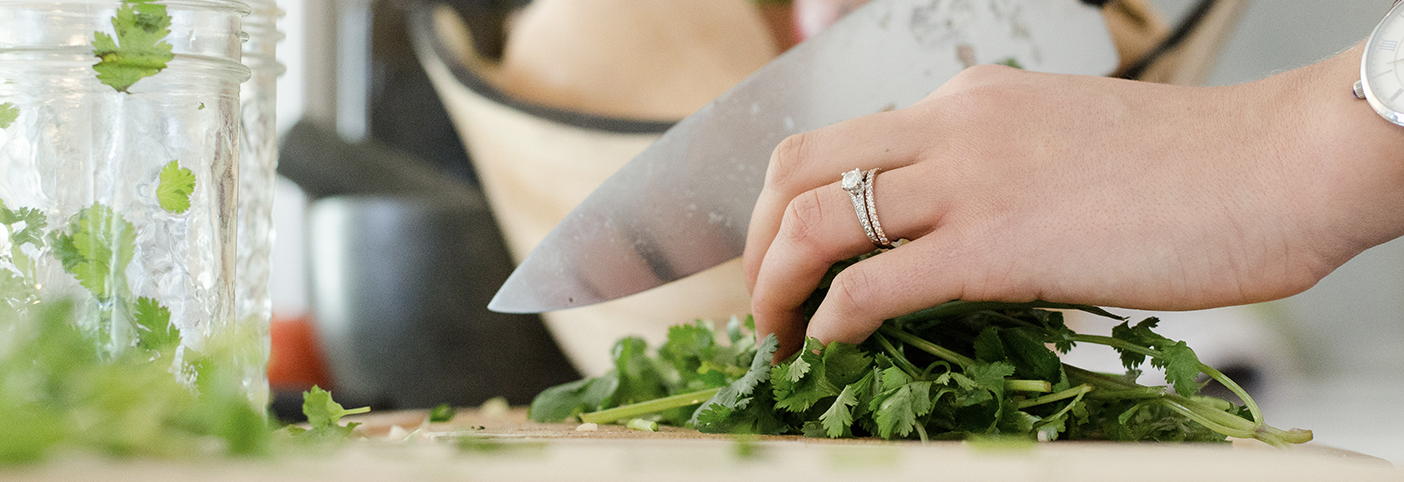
529, 374, 618, 422
302, 385, 370, 431
156, 160, 196, 214
287, 386, 370, 441
92, 0, 175, 93
626, 418, 657, 432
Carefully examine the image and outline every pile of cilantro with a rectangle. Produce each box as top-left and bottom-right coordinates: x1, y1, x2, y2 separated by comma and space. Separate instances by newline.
0, 299, 369, 464
530, 260, 1313, 447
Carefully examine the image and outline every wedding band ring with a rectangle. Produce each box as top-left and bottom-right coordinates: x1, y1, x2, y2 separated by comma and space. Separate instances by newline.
841, 168, 879, 245
864, 168, 893, 248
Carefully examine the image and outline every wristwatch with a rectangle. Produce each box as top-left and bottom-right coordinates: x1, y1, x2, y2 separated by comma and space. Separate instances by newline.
1356, 0, 1404, 125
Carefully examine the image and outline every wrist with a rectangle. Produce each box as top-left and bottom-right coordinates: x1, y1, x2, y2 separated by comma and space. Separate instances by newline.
1296, 42, 1404, 259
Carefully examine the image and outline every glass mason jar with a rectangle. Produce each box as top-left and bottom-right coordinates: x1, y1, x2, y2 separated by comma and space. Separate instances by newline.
236, 0, 283, 409
0, 0, 254, 398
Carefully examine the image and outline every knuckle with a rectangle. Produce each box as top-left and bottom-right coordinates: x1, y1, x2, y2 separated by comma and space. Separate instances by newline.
918, 85, 1029, 143
957, 64, 1017, 83
827, 267, 878, 319
766, 132, 814, 193
779, 190, 830, 253
928, 64, 1015, 98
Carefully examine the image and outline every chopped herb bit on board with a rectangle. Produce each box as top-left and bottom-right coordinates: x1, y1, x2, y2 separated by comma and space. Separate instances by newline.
429, 403, 457, 423
285, 386, 371, 442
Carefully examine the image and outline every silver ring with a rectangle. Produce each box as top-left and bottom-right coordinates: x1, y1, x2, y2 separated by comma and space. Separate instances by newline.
841, 168, 880, 245
864, 168, 893, 248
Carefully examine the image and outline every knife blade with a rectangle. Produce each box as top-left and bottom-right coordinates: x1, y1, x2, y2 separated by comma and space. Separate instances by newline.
490, 0, 1118, 314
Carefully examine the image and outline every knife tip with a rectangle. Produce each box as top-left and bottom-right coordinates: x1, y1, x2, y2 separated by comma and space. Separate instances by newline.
486, 290, 537, 314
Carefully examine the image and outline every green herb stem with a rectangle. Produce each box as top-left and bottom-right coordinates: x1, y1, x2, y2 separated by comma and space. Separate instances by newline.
1063, 365, 1136, 390
1068, 334, 1264, 426
1004, 379, 1053, 393
1033, 385, 1093, 431
873, 332, 924, 379
1068, 365, 1253, 435
1195, 362, 1263, 423
1063, 365, 1309, 446
1017, 384, 1092, 410
580, 387, 720, 424
626, 418, 658, 432
888, 301, 1124, 325
878, 325, 974, 368
1083, 387, 1164, 400
1156, 398, 1257, 441
1161, 392, 1309, 445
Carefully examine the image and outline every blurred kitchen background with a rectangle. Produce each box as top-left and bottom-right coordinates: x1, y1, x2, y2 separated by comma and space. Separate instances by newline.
261, 0, 1402, 463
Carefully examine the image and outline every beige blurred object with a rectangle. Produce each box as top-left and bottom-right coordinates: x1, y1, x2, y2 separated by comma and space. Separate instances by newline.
411, 1, 775, 376
1103, 0, 1253, 85
495, 0, 779, 121
1103, 0, 1172, 73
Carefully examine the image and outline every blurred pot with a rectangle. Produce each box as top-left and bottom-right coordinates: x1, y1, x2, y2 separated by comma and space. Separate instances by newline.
305, 193, 579, 409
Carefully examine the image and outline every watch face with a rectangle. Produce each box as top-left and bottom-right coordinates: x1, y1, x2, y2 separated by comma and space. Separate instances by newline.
1363, 4, 1404, 125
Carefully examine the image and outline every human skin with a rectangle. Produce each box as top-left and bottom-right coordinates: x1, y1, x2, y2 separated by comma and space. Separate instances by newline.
744, 42, 1404, 358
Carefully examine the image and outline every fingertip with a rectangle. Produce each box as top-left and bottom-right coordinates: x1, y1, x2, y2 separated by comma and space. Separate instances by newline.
805, 309, 883, 346
804, 263, 887, 345
751, 309, 806, 363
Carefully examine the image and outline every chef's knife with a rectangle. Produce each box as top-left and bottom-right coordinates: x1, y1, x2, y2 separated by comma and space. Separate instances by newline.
490, 0, 1118, 314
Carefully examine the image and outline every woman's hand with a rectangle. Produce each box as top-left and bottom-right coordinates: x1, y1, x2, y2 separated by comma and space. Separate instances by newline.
744, 43, 1404, 357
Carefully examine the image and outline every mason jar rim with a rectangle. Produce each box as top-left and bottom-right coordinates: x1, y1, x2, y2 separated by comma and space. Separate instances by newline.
0, 48, 251, 83
0, 0, 252, 15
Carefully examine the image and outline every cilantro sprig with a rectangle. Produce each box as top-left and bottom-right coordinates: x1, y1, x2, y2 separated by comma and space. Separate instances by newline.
285, 386, 371, 442
0, 102, 17, 129
529, 258, 1312, 447
157, 160, 196, 214
92, 0, 175, 93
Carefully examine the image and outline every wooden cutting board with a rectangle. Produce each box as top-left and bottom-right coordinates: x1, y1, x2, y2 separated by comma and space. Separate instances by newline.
6, 408, 1401, 482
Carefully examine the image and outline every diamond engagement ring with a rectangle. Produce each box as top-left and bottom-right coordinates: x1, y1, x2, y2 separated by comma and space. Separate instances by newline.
842, 168, 890, 248
841, 168, 879, 245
